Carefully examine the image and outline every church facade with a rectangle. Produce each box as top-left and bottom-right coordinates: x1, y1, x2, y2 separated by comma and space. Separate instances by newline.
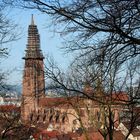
21, 16, 128, 133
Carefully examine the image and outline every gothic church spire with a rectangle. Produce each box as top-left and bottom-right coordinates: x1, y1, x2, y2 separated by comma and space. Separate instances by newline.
23, 15, 44, 59
21, 15, 45, 122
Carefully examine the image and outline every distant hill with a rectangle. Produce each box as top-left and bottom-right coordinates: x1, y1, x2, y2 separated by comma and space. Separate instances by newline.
0, 85, 21, 97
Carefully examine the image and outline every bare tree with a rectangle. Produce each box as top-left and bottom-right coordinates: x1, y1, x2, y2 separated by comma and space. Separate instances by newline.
9, 0, 140, 68
0, 1, 18, 93
0, 105, 38, 140
0, 4, 22, 138
4, 0, 140, 139
43, 54, 140, 140
0, 105, 20, 139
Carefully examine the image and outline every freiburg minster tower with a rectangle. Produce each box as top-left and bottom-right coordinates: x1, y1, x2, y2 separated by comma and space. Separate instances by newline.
21, 15, 45, 122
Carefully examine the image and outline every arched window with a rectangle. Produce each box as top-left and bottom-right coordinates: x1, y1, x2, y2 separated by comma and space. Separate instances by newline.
30, 113, 33, 121
62, 113, 67, 123
55, 114, 59, 123
37, 115, 40, 122
43, 109, 46, 114
49, 115, 53, 122
50, 108, 54, 114
43, 115, 46, 122
62, 116, 65, 123
97, 111, 100, 121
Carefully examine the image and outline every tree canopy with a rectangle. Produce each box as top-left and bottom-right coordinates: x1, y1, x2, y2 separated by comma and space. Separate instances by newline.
11, 0, 140, 67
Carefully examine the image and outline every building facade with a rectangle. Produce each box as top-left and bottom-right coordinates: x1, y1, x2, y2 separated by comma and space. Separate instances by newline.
21, 16, 129, 133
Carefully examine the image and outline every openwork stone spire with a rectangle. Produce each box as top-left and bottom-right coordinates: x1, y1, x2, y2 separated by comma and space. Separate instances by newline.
23, 15, 44, 59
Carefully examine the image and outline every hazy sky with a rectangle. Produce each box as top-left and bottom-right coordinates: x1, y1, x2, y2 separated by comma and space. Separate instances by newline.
1, 8, 71, 85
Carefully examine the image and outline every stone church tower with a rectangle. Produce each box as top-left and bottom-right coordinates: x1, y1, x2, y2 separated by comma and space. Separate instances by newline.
21, 15, 45, 122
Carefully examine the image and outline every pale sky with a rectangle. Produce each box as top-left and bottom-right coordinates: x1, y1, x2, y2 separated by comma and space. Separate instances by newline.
1, 8, 71, 85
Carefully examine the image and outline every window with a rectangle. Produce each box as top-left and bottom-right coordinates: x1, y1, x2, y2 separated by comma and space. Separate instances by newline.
97, 111, 100, 121
56, 114, 59, 123
43, 115, 46, 122
49, 115, 53, 122
37, 115, 40, 122
30, 113, 33, 121
62, 116, 65, 123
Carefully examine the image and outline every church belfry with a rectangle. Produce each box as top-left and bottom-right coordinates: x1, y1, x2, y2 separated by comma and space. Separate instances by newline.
21, 15, 45, 122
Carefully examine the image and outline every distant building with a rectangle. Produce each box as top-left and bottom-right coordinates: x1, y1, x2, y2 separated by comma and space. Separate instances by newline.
0, 97, 4, 105
0, 93, 20, 106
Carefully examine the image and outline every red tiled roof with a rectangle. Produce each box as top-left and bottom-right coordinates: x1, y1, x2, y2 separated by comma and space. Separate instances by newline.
77, 130, 125, 140
0, 105, 20, 112
33, 130, 60, 140
42, 130, 60, 137
39, 96, 85, 108
33, 128, 126, 140
39, 97, 69, 107
110, 92, 129, 102
113, 130, 125, 140
39, 91, 129, 108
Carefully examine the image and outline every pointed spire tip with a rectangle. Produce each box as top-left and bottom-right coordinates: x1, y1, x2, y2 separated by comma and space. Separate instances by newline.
31, 14, 35, 25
